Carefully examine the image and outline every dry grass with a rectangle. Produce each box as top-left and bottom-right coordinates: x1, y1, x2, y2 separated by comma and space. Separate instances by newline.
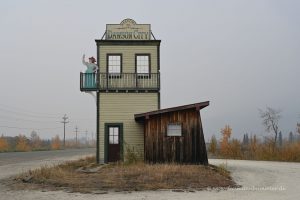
210, 139, 300, 162
8, 156, 236, 193
213, 162, 230, 178
254, 142, 300, 162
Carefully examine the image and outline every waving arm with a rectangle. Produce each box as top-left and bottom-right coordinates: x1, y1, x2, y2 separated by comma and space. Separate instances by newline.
82, 54, 88, 66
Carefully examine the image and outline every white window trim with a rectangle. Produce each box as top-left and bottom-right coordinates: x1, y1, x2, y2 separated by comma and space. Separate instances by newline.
136, 55, 150, 74
108, 55, 121, 74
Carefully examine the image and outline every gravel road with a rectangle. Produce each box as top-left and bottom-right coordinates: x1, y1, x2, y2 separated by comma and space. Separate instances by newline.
0, 151, 299, 200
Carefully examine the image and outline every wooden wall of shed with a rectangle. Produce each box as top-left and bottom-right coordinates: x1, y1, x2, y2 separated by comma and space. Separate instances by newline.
144, 109, 208, 165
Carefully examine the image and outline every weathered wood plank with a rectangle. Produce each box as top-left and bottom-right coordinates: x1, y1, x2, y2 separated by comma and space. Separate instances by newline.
144, 108, 208, 165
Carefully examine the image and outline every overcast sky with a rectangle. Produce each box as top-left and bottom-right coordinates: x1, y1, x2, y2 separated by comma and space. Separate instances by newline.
0, 0, 299, 141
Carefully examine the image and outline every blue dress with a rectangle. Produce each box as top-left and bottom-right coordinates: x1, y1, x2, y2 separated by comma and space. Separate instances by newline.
83, 62, 97, 88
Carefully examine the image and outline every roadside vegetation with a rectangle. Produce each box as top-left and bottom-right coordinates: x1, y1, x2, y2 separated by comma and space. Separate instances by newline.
208, 107, 300, 162
9, 156, 237, 193
208, 130, 300, 162
0, 131, 95, 153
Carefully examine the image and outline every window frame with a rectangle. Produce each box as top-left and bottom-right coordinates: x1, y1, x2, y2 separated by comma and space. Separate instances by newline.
135, 54, 151, 79
167, 123, 182, 137
106, 54, 122, 78
109, 126, 119, 144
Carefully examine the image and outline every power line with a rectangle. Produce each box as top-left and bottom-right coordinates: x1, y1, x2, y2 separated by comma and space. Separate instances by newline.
0, 125, 62, 131
0, 115, 59, 123
0, 103, 60, 117
0, 103, 95, 121
70, 117, 95, 120
0, 107, 59, 119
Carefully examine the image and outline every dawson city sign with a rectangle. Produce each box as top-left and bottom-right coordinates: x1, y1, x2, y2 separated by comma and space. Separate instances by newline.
106, 19, 151, 40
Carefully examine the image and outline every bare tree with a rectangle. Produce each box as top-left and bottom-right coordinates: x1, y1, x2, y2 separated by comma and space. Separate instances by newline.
30, 130, 42, 150
259, 107, 281, 144
297, 123, 300, 135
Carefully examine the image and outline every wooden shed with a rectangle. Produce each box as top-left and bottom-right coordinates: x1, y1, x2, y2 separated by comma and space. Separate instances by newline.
135, 101, 209, 165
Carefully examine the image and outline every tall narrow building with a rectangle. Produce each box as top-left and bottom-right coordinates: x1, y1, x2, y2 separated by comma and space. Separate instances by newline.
81, 19, 160, 163
80, 19, 208, 165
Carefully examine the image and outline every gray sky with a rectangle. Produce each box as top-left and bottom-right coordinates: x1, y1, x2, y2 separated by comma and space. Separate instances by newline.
0, 0, 299, 141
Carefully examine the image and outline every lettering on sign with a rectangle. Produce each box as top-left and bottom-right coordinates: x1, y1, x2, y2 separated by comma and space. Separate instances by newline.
106, 19, 151, 40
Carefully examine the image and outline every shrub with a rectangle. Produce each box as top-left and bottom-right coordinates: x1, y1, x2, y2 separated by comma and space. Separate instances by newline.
0, 136, 9, 152
208, 135, 217, 155
51, 135, 61, 150
16, 134, 31, 152
124, 143, 142, 164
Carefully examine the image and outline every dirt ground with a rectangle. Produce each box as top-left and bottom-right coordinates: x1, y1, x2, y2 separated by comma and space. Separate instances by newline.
0, 153, 299, 200
6, 157, 236, 193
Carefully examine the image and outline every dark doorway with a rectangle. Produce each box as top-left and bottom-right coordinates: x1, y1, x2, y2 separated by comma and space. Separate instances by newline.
105, 123, 123, 162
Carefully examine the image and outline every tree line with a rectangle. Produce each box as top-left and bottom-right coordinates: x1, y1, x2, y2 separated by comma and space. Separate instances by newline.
208, 107, 300, 162
0, 131, 95, 152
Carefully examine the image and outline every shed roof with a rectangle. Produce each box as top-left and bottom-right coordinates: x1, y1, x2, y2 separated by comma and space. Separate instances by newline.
134, 101, 209, 121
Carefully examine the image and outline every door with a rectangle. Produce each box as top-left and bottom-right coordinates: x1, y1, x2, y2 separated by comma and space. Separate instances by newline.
108, 126, 120, 162
105, 124, 123, 162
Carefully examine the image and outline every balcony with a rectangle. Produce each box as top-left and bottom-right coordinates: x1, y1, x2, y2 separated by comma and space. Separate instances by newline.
80, 72, 160, 92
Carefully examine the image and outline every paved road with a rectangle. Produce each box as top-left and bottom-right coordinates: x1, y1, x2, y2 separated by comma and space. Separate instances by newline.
0, 148, 95, 179
0, 153, 299, 200
0, 148, 96, 166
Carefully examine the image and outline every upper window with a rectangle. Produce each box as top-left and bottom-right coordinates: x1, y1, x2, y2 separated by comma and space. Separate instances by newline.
136, 55, 150, 74
108, 55, 121, 74
167, 123, 182, 137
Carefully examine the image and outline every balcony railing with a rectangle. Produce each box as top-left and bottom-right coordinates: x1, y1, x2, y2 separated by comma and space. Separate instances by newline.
80, 72, 160, 92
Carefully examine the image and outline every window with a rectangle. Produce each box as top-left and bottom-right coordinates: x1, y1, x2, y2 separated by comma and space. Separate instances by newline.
136, 55, 150, 75
108, 55, 121, 74
167, 123, 182, 137
109, 127, 119, 144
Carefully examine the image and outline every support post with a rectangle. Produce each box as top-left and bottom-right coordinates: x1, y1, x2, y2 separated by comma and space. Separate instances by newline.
96, 91, 100, 163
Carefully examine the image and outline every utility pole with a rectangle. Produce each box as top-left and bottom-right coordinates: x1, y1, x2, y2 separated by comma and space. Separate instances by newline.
75, 126, 78, 147
91, 132, 94, 146
61, 114, 69, 149
85, 130, 88, 146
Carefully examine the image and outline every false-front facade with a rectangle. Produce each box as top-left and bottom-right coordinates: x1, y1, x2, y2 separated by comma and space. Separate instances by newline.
80, 19, 208, 164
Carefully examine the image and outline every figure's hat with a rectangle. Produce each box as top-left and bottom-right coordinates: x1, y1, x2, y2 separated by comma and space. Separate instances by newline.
89, 57, 96, 63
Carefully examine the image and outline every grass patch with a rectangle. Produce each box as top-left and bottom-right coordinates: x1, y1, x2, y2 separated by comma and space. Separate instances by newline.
209, 162, 231, 179
7, 156, 237, 193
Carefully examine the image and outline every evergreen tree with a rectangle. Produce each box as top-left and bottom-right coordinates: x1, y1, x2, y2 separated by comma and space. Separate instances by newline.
242, 134, 246, 145
278, 131, 283, 147
289, 131, 294, 143
242, 133, 249, 145
245, 133, 249, 145
249, 134, 257, 158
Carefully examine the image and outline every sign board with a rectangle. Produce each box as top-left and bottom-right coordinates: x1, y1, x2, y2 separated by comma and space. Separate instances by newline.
106, 19, 151, 40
